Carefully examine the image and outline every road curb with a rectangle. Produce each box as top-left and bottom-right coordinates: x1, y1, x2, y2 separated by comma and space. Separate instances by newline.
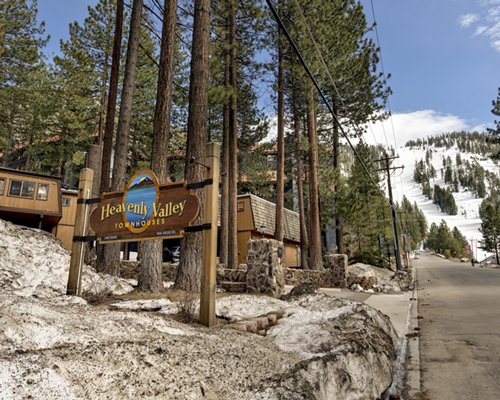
383, 266, 420, 400
406, 265, 421, 399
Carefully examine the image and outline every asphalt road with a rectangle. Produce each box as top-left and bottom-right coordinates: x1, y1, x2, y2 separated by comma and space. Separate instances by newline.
414, 253, 500, 399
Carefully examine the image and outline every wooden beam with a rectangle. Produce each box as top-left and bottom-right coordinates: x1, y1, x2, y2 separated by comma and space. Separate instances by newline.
199, 142, 220, 327
67, 168, 94, 295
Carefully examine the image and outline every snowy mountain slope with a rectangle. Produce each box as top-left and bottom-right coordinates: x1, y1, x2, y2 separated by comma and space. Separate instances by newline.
391, 144, 499, 261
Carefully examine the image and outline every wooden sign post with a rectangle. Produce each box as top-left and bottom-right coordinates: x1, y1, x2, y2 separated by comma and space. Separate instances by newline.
67, 168, 93, 295
200, 142, 220, 327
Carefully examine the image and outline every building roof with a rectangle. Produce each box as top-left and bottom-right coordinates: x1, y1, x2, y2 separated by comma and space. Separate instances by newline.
240, 194, 300, 243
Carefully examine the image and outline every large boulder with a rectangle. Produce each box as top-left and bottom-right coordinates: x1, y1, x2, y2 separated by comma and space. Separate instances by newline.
346, 262, 410, 293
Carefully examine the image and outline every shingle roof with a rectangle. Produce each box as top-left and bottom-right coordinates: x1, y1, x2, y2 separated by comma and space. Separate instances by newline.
243, 194, 300, 243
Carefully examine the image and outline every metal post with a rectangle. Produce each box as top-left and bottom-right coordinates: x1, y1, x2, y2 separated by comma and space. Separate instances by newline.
199, 143, 220, 327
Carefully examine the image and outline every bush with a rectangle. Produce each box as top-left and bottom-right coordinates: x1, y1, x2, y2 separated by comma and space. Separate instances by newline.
176, 291, 198, 323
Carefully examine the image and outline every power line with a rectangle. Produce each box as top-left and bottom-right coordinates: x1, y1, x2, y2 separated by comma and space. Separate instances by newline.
290, 0, 383, 149
265, 0, 392, 209
367, 0, 406, 201
368, 0, 398, 150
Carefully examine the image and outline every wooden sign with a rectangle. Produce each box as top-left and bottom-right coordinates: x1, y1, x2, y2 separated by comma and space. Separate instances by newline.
90, 170, 200, 242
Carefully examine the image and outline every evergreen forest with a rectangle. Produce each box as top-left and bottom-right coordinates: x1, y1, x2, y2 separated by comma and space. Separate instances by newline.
1, 0, 499, 291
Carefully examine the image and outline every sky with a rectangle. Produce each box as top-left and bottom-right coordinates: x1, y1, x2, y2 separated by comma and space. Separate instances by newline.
37, 0, 500, 148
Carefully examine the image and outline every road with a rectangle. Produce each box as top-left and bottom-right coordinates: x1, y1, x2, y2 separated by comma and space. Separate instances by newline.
414, 253, 500, 399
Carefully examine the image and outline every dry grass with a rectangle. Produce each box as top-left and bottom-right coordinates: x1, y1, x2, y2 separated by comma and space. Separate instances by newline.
176, 291, 198, 323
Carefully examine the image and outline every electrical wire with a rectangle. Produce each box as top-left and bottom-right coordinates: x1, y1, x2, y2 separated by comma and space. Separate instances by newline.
290, 0, 382, 148
264, 0, 394, 209
367, 0, 406, 201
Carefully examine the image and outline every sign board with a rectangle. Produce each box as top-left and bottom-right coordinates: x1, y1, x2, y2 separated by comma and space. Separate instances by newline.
90, 170, 200, 242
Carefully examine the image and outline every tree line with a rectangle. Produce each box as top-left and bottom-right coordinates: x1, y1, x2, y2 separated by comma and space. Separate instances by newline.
1, 0, 410, 291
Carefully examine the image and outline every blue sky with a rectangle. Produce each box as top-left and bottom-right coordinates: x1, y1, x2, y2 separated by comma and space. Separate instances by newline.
359, 0, 500, 146
38, 0, 499, 146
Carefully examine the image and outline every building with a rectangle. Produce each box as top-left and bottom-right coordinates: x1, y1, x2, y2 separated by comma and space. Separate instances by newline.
0, 167, 78, 248
234, 194, 301, 267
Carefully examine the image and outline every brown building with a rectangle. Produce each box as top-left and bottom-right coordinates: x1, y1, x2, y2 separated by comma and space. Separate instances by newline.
235, 194, 301, 267
0, 167, 78, 248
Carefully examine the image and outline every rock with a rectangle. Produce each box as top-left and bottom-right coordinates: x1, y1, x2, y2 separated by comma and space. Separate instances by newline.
347, 262, 409, 293
351, 283, 364, 292
288, 282, 320, 298
245, 239, 285, 298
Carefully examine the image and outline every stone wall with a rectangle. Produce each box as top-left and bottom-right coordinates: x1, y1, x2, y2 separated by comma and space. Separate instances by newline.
323, 254, 348, 288
284, 254, 348, 288
216, 264, 248, 283
246, 239, 285, 298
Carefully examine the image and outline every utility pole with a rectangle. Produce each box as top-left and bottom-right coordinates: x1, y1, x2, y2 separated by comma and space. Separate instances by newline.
376, 153, 404, 271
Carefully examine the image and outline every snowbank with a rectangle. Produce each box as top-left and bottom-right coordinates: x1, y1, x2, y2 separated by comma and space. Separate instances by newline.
0, 219, 398, 399
0, 219, 133, 298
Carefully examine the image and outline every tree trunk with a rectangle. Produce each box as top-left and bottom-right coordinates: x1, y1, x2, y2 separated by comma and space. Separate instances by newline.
174, 0, 210, 291
219, 23, 230, 267
275, 13, 285, 243
138, 0, 178, 293
332, 103, 344, 254
97, 0, 142, 276
97, 52, 110, 145
293, 102, 309, 269
307, 90, 322, 270
227, 0, 238, 269
100, 0, 123, 194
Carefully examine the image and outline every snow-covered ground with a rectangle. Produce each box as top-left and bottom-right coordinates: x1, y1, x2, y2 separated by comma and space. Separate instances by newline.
0, 219, 399, 399
392, 144, 499, 261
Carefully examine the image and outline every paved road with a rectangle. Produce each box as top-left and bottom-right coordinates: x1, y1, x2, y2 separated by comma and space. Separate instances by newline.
415, 253, 500, 399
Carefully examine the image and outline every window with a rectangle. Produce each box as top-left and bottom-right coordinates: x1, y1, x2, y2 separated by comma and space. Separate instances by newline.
62, 197, 71, 207
9, 180, 36, 199
36, 183, 49, 200
0, 178, 5, 195
267, 154, 277, 170
237, 201, 245, 212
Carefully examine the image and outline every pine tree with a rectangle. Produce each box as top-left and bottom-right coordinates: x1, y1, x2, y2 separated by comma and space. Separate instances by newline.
342, 142, 388, 265
0, 0, 49, 167
97, 0, 143, 276
479, 195, 500, 264
100, 0, 124, 193
138, 0, 178, 292
175, 0, 211, 291
274, 0, 285, 243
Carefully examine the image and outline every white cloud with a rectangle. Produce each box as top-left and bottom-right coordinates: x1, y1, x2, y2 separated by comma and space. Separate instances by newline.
362, 110, 488, 147
473, 25, 488, 35
462, 1, 500, 51
459, 13, 480, 27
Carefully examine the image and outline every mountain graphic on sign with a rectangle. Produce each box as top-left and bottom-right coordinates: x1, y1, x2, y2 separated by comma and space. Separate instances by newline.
129, 176, 154, 190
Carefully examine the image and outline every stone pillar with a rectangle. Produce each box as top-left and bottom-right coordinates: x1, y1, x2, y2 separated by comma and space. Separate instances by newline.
323, 254, 348, 288
246, 239, 285, 298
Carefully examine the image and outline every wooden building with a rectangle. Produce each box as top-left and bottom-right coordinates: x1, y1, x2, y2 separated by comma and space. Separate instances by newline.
0, 167, 78, 247
235, 194, 301, 267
